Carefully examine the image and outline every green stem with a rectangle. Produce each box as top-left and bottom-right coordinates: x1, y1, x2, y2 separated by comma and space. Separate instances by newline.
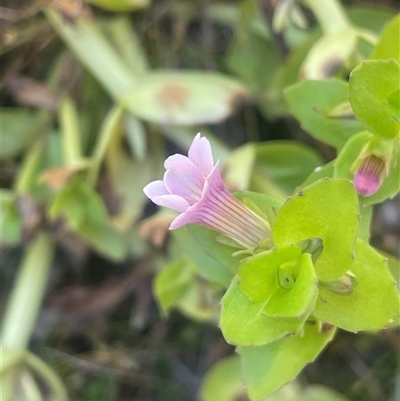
1, 232, 54, 349
302, 0, 350, 34
14, 140, 43, 194
59, 96, 82, 165
87, 104, 123, 186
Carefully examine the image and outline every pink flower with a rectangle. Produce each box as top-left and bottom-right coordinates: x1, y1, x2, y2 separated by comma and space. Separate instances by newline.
354, 154, 385, 196
143, 133, 270, 248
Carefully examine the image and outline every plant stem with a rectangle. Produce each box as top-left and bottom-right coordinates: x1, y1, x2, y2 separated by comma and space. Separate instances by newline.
59, 96, 82, 165
302, 0, 350, 34
1, 232, 54, 349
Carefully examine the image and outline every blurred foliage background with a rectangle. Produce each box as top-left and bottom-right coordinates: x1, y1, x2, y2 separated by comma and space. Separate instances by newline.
1, 0, 399, 400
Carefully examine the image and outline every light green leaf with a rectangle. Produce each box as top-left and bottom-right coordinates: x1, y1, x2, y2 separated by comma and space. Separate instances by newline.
239, 245, 301, 303
154, 257, 196, 314
273, 178, 359, 281
200, 355, 247, 401
121, 71, 249, 125
220, 279, 307, 346
239, 322, 336, 401
252, 141, 323, 197
0, 108, 48, 160
301, 29, 358, 79
85, 0, 149, 12
0, 191, 21, 246
284, 80, 364, 149
264, 253, 318, 319
184, 224, 243, 276
300, 161, 334, 188
370, 14, 400, 63
45, 8, 136, 99
174, 225, 235, 287
349, 59, 400, 140
314, 239, 400, 331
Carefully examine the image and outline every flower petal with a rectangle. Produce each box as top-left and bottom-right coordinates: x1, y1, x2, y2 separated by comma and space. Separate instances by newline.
188, 133, 214, 177
143, 180, 169, 199
164, 155, 205, 203
152, 194, 190, 213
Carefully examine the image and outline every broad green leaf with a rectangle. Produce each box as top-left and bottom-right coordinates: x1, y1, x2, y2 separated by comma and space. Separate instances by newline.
184, 224, 244, 275
284, 80, 364, 149
0, 108, 47, 160
85, 0, 149, 12
334, 130, 400, 205
301, 29, 358, 79
121, 71, 249, 125
154, 257, 196, 314
174, 225, 235, 287
314, 239, 400, 332
273, 178, 359, 281
101, 16, 148, 76
300, 161, 334, 188
239, 245, 301, 303
200, 355, 247, 401
0, 191, 21, 246
227, 29, 280, 95
239, 322, 336, 401
252, 141, 323, 197
45, 8, 136, 99
358, 204, 372, 241
77, 220, 128, 261
176, 278, 220, 322
386, 88, 400, 121
48, 181, 108, 230
370, 14, 400, 63
220, 279, 307, 346
349, 59, 400, 139
264, 254, 318, 319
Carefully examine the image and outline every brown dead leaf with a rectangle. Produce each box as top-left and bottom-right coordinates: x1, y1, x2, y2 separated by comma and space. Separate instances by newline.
4, 72, 58, 110
138, 212, 174, 247
17, 194, 42, 243
40, 165, 80, 190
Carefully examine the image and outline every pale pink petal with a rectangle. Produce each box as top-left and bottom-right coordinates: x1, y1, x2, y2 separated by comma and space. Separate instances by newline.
188, 133, 214, 177
143, 180, 169, 199
169, 203, 200, 229
164, 157, 205, 203
152, 194, 190, 213
201, 161, 226, 196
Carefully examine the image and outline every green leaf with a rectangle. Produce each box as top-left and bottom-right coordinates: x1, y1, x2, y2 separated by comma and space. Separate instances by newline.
0, 108, 48, 160
200, 355, 247, 401
174, 225, 235, 287
370, 14, 400, 63
300, 161, 334, 188
238, 245, 301, 303
120, 71, 249, 125
284, 80, 364, 149
184, 224, 243, 276
252, 141, 323, 197
301, 29, 358, 79
154, 257, 196, 314
264, 253, 318, 319
314, 239, 400, 332
85, 0, 149, 12
239, 322, 336, 401
0, 191, 21, 246
349, 59, 400, 140
45, 8, 136, 99
220, 279, 307, 346
334, 130, 400, 205
273, 178, 359, 282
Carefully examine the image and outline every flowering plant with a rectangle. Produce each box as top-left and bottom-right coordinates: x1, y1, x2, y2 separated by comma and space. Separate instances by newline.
145, 133, 399, 400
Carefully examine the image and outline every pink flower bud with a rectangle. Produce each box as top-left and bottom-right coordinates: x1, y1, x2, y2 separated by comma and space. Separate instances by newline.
353, 154, 385, 196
